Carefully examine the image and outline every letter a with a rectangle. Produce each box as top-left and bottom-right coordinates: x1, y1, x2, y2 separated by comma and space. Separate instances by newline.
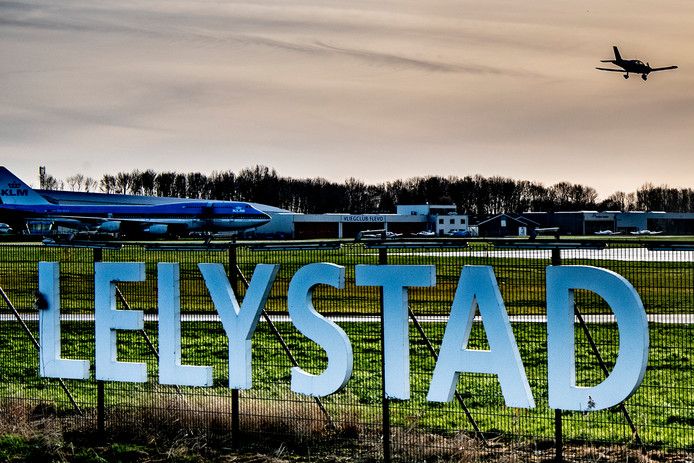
428, 266, 535, 408
546, 266, 648, 411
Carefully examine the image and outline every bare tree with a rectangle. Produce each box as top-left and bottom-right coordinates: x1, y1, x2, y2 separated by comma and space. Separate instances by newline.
42, 175, 62, 191
66, 174, 85, 191
99, 175, 117, 194
83, 177, 96, 192
115, 172, 132, 195
155, 172, 176, 197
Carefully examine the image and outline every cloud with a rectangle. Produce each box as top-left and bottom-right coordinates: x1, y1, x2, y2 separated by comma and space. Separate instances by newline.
1, 0, 693, 196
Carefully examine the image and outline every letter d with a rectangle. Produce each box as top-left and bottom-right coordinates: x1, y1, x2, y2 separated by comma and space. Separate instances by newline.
547, 266, 648, 411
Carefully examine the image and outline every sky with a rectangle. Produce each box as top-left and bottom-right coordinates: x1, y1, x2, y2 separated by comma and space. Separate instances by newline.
1, 0, 693, 198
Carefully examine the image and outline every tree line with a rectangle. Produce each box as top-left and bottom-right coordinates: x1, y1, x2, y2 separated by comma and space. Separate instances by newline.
40, 166, 694, 214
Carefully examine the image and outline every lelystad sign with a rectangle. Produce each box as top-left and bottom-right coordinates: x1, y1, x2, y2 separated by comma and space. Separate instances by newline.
38, 262, 648, 412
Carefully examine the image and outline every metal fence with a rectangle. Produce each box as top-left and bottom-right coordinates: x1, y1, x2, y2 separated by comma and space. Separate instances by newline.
0, 239, 692, 461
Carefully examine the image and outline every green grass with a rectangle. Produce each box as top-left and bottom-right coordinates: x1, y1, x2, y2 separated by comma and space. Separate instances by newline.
0, 241, 692, 316
0, 320, 692, 449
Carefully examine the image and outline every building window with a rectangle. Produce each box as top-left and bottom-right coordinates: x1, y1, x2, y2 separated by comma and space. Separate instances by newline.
450, 219, 455, 225
438, 218, 444, 224
501, 219, 507, 227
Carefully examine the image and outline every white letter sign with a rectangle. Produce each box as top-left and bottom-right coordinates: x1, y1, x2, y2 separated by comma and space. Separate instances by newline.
158, 263, 213, 387
428, 266, 535, 408
546, 266, 648, 411
288, 263, 353, 397
95, 262, 147, 383
355, 265, 436, 400
39, 262, 90, 380
199, 263, 279, 389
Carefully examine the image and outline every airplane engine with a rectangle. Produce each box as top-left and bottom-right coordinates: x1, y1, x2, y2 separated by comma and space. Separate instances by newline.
144, 224, 168, 235
98, 221, 121, 232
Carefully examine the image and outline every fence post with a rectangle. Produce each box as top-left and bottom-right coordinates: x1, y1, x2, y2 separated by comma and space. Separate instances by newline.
228, 244, 241, 446
551, 248, 562, 463
93, 247, 106, 436
378, 244, 391, 463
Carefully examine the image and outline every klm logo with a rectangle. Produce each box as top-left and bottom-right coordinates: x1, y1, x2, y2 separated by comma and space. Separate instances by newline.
1, 183, 29, 196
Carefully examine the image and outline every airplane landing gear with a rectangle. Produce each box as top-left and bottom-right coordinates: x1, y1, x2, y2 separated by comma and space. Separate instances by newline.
642, 74, 648, 81
623, 74, 629, 79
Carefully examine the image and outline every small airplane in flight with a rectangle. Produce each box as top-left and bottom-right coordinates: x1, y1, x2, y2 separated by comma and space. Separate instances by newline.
597, 46, 678, 81
0, 167, 271, 238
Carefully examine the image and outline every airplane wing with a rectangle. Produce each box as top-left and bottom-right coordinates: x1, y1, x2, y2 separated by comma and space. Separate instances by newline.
650, 65, 678, 72
596, 67, 624, 72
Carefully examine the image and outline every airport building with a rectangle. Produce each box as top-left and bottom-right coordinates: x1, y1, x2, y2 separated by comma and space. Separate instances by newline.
272, 205, 469, 239
518, 211, 694, 235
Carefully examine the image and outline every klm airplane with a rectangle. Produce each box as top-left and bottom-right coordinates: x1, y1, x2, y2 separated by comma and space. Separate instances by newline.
0, 167, 271, 237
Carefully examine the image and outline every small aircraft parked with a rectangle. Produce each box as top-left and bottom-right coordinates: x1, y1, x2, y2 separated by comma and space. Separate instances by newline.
0, 167, 271, 238
0, 223, 12, 234
630, 229, 663, 235
535, 227, 560, 234
357, 229, 402, 240
412, 230, 436, 237
596, 46, 678, 81
594, 230, 622, 236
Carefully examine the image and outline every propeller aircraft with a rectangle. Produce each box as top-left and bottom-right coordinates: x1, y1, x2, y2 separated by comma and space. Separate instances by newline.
596, 46, 678, 81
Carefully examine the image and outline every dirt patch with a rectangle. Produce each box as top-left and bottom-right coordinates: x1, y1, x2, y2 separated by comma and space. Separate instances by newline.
0, 399, 690, 462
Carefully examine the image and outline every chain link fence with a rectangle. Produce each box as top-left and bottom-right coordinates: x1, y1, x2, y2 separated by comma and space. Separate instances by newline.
0, 239, 692, 461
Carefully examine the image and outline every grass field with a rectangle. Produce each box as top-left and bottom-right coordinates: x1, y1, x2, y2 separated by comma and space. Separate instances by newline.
0, 240, 692, 451
0, 240, 692, 316
0, 319, 692, 449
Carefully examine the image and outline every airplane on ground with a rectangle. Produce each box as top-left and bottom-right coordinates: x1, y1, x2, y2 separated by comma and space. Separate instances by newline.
594, 230, 622, 236
630, 229, 663, 235
535, 227, 560, 234
0, 167, 271, 238
0, 223, 12, 235
412, 230, 436, 237
596, 46, 678, 81
357, 229, 402, 240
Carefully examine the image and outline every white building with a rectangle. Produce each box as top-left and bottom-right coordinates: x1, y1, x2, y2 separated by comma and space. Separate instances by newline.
435, 214, 469, 236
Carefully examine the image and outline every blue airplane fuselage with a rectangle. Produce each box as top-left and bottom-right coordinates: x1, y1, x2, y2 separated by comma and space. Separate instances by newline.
1, 201, 271, 233
0, 167, 272, 236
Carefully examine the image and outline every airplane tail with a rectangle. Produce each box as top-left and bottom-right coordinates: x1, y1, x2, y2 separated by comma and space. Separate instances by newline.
0, 167, 50, 205
613, 46, 622, 62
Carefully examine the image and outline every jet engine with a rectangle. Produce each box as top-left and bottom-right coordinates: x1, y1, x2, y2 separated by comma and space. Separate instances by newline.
98, 221, 121, 232
144, 224, 168, 235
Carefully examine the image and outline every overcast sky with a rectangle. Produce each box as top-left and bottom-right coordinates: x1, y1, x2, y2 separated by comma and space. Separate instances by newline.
1, 0, 692, 197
